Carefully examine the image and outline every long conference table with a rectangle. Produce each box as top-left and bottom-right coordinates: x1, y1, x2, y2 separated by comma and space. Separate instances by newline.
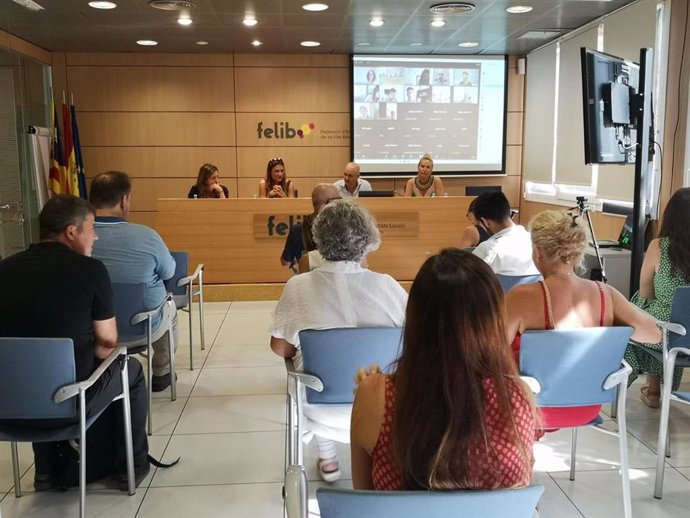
156, 197, 473, 286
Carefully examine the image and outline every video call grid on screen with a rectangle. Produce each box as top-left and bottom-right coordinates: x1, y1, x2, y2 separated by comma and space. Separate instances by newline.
352, 55, 507, 176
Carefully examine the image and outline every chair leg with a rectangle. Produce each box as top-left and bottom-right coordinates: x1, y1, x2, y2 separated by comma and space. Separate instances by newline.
188, 292, 194, 371
665, 426, 671, 458
198, 272, 206, 351
79, 390, 87, 518
569, 428, 577, 481
11, 441, 21, 497
121, 357, 136, 495
169, 314, 177, 402
616, 382, 632, 518
654, 352, 676, 499
147, 338, 153, 436
610, 385, 619, 419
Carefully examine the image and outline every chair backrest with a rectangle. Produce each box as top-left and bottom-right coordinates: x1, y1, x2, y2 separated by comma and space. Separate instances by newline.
299, 327, 403, 404
111, 282, 149, 342
165, 251, 189, 298
670, 286, 690, 348
316, 485, 544, 518
496, 274, 542, 293
0, 338, 77, 419
519, 327, 633, 407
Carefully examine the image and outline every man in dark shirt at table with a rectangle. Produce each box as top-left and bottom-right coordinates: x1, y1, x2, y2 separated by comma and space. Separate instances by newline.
0, 194, 150, 491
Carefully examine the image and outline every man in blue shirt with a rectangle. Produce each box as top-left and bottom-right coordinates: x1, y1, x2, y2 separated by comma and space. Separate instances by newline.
89, 171, 177, 392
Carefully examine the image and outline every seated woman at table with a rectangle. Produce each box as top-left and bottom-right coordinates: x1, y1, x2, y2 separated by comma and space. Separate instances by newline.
403, 154, 444, 197
351, 249, 535, 490
624, 187, 690, 407
259, 157, 296, 198
269, 201, 408, 482
188, 163, 229, 198
458, 196, 491, 248
504, 210, 660, 427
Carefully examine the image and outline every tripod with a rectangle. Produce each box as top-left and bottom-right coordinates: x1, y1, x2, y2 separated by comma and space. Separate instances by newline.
571, 196, 607, 283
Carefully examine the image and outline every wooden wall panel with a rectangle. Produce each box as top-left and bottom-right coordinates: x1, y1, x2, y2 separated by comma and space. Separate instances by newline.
234, 54, 348, 68
235, 113, 350, 147
234, 68, 349, 112
78, 112, 236, 146
68, 67, 234, 112
506, 112, 523, 146
236, 146, 350, 181
81, 147, 237, 180
66, 53, 234, 67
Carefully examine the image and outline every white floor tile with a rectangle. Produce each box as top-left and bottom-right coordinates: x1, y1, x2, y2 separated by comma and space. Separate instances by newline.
150, 396, 189, 436
137, 483, 284, 518
191, 366, 286, 397
150, 431, 285, 486
228, 301, 277, 314
627, 418, 690, 468
0, 443, 33, 495
0, 489, 145, 518
530, 472, 583, 518
204, 345, 282, 368
175, 395, 285, 434
151, 364, 202, 399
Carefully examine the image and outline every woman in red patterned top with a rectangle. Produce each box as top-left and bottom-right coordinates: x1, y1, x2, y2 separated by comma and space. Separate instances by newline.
350, 249, 536, 490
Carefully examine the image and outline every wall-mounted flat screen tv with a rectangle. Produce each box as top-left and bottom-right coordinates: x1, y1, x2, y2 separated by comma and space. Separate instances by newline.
352, 55, 507, 176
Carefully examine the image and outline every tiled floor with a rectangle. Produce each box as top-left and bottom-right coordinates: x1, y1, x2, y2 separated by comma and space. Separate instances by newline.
1, 300, 689, 517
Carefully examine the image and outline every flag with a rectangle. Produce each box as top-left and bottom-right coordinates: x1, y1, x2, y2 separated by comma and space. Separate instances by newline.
48, 100, 68, 196
62, 101, 80, 196
70, 103, 88, 199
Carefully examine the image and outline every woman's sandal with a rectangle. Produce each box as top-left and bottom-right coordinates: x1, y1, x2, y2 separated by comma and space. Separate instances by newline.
317, 458, 341, 483
640, 385, 660, 409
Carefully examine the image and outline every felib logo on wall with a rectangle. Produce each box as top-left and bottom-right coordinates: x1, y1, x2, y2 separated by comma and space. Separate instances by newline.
256, 121, 316, 139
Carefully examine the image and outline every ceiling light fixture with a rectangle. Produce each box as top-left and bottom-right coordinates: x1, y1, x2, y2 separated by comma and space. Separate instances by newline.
196, 40, 208, 45
177, 16, 193, 25
429, 2, 475, 14
88, 1, 117, 9
357, 42, 370, 47
148, 0, 195, 10
243, 17, 258, 26
430, 19, 446, 27
410, 42, 423, 46
302, 3, 329, 11
369, 18, 384, 27
301, 40, 321, 47
458, 41, 479, 47
11, 0, 44, 11
251, 40, 262, 46
137, 39, 158, 46
506, 5, 533, 14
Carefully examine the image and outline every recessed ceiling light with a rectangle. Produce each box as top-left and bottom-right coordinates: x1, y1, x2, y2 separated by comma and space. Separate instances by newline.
410, 42, 423, 47
506, 5, 533, 14
301, 40, 321, 47
177, 16, 193, 25
137, 39, 158, 46
302, 3, 329, 11
251, 40, 262, 46
430, 19, 446, 27
88, 1, 117, 8
196, 40, 208, 45
357, 42, 370, 47
243, 17, 258, 26
429, 2, 475, 14
369, 18, 384, 27
458, 41, 479, 47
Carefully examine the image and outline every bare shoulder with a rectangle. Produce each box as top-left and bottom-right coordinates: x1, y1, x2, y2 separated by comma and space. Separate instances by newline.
259, 178, 267, 187
505, 281, 541, 305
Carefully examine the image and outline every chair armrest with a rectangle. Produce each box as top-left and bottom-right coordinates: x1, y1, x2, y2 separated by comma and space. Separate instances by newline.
284, 357, 324, 392
54, 345, 127, 403
603, 360, 632, 390
520, 376, 541, 394
131, 294, 172, 325
657, 320, 686, 337
177, 263, 204, 288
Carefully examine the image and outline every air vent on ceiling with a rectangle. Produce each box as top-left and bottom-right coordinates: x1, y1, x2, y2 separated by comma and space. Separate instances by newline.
429, 2, 475, 14
148, 0, 196, 11
517, 30, 562, 41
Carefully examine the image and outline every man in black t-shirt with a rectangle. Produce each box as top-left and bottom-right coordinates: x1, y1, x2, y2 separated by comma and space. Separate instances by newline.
0, 195, 150, 491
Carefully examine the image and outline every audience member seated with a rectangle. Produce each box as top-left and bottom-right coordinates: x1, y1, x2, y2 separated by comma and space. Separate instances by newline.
0, 195, 150, 490
269, 201, 408, 482
89, 171, 178, 393
472, 192, 539, 275
334, 162, 372, 198
403, 154, 444, 197
458, 197, 492, 248
624, 188, 690, 407
280, 184, 340, 269
505, 210, 661, 428
259, 157, 296, 198
188, 163, 229, 199
350, 248, 535, 490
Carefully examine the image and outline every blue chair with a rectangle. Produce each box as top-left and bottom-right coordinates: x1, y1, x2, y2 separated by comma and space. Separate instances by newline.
165, 251, 205, 371
519, 327, 634, 518
0, 338, 135, 518
653, 286, 690, 499
285, 327, 402, 467
496, 273, 542, 292
111, 282, 176, 435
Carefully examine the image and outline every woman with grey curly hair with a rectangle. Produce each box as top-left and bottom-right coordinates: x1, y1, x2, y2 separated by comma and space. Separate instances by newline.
269, 200, 408, 483
504, 210, 659, 430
